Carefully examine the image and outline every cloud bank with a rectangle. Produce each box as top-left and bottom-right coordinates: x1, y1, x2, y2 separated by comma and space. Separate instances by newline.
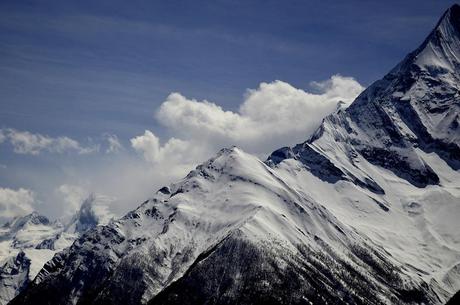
132, 75, 363, 168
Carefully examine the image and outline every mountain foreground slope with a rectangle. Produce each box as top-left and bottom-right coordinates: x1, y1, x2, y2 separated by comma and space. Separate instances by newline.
9, 4, 460, 305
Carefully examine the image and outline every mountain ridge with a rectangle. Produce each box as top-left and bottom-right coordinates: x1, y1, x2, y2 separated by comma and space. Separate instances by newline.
267, 4, 460, 190
10, 148, 441, 305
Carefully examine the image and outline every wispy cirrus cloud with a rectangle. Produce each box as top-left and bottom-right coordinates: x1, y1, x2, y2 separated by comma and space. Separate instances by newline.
0, 128, 96, 155
104, 134, 123, 154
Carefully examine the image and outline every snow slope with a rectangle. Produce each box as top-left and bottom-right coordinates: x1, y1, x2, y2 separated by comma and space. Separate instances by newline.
10, 148, 439, 305
9, 4, 460, 305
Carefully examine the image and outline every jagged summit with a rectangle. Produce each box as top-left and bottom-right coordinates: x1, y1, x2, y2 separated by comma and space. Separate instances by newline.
441, 4, 460, 26
348, 3, 460, 118
0, 212, 50, 239
3, 212, 50, 228
269, 4, 460, 189
413, 3, 460, 72
65, 195, 100, 234
375, 4, 460, 81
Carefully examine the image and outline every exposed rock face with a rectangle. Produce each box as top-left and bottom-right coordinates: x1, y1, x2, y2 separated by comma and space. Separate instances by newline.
268, 5, 460, 189
0, 252, 30, 305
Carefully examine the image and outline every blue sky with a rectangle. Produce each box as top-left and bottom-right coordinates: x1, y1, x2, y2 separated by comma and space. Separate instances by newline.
0, 0, 458, 220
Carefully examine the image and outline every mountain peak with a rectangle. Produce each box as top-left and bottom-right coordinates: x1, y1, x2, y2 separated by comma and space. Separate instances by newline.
64, 194, 114, 234
64, 195, 98, 234
288, 4, 460, 188
410, 4, 460, 72
445, 4, 460, 23
430, 4, 460, 40
3, 212, 50, 232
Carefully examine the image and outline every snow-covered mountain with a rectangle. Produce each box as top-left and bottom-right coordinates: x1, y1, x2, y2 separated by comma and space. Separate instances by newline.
64, 194, 114, 235
9, 4, 460, 305
0, 213, 59, 305
0, 196, 112, 305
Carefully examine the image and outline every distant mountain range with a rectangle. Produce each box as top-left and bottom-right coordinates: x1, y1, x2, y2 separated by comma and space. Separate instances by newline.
5, 4, 460, 305
0, 195, 112, 305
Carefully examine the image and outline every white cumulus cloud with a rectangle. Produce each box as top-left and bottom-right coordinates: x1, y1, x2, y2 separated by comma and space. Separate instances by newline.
130, 130, 209, 177
132, 75, 363, 172
155, 75, 363, 153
